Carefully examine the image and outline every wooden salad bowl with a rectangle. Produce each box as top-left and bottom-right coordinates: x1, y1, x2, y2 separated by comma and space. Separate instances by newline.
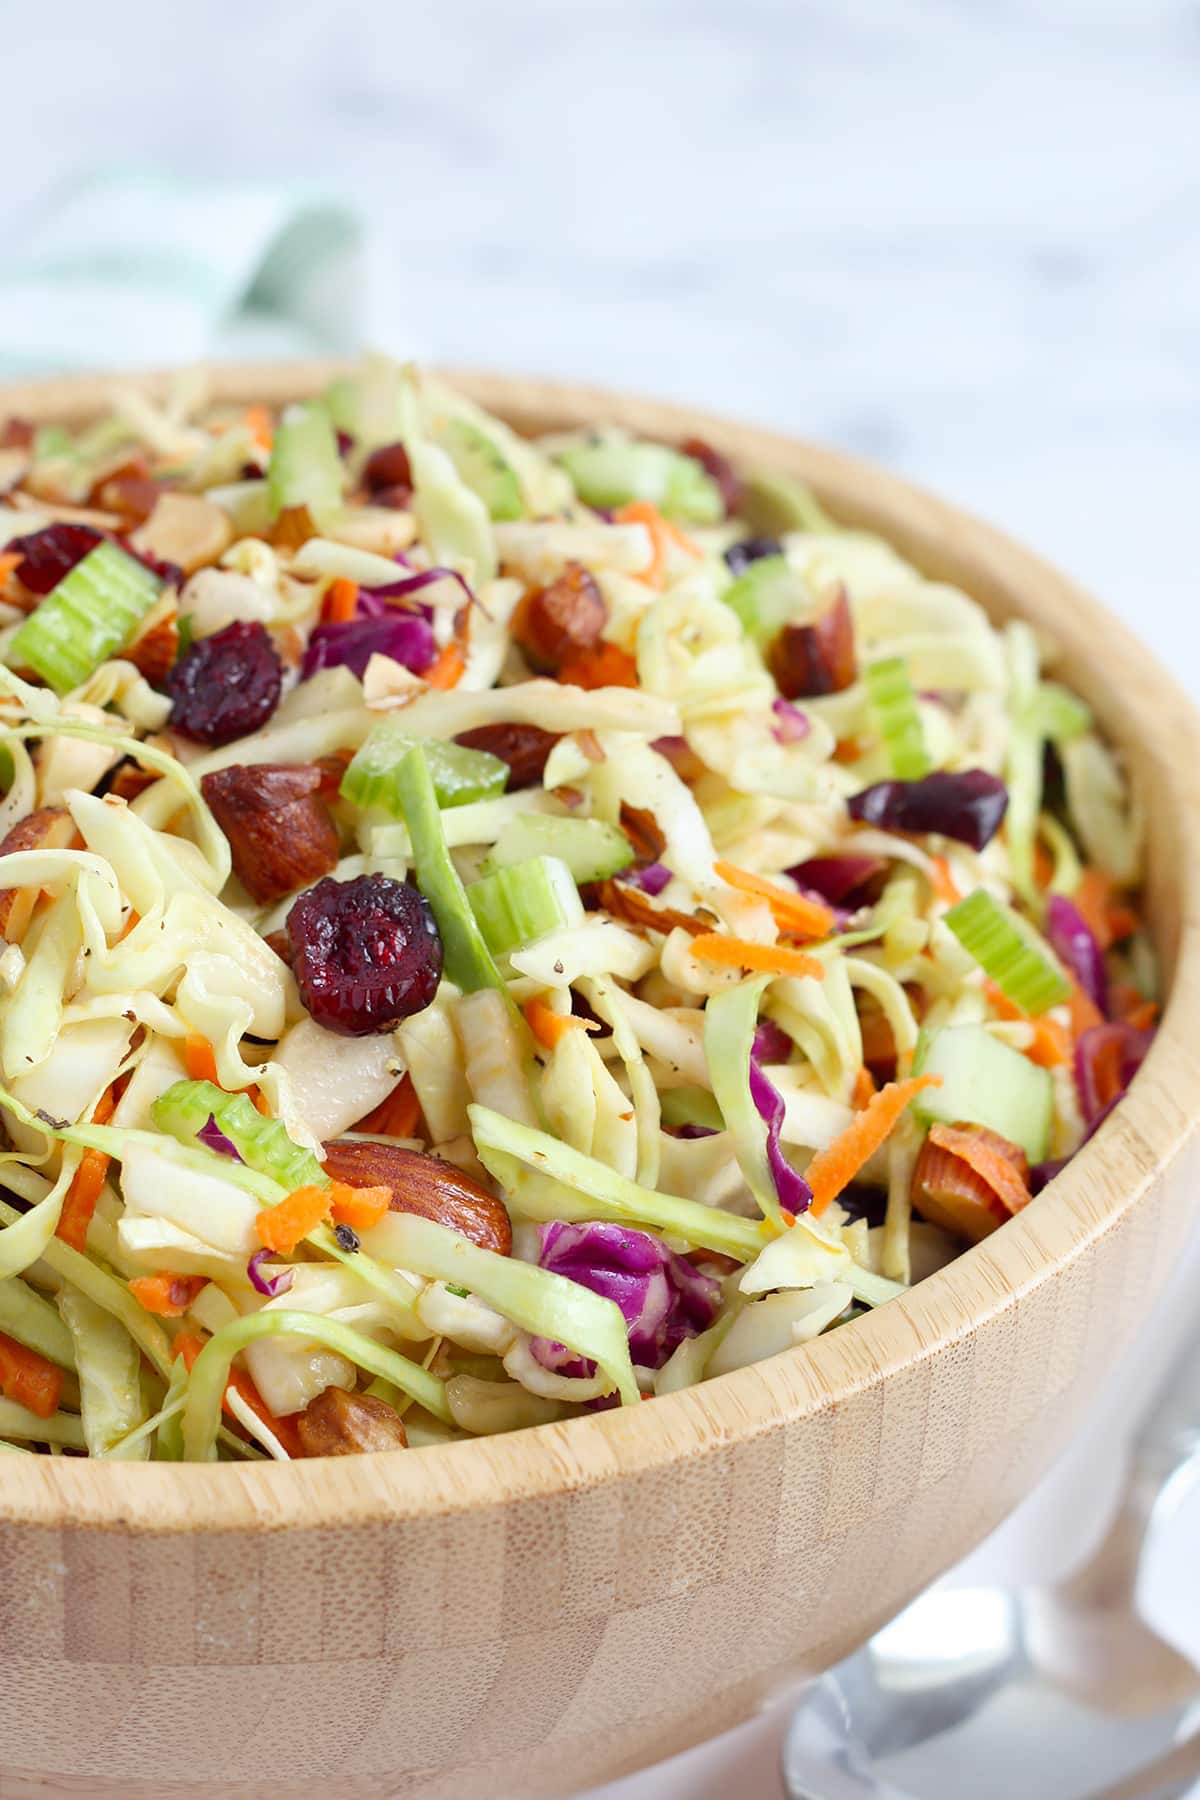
1, 365, 1198, 1800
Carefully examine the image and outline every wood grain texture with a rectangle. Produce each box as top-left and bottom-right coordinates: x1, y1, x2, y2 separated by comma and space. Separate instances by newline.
1, 363, 1198, 1799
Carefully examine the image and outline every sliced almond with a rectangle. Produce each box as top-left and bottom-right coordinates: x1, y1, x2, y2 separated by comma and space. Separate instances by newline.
125, 595, 179, 685
131, 492, 234, 576
200, 763, 340, 905
6, 491, 123, 530
321, 1140, 513, 1256
0, 806, 77, 942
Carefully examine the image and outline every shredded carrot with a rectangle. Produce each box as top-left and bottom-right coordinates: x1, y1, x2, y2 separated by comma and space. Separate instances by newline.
1074, 869, 1114, 951
424, 636, 466, 690
927, 1123, 1031, 1215
982, 979, 1023, 1023
243, 404, 274, 452
807, 1073, 942, 1216
524, 996, 585, 1050
1090, 1032, 1126, 1111
690, 934, 825, 980
56, 1147, 110, 1253
1033, 840, 1054, 890
90, 1081, 118, 1127
1068, 982, 1105, 1037
184, 1034, 220, 1085
612, 500, 700, 590
0, 1330, 62, 1418
329, 1182, 392, 1233
174, 1332, 303, 1457
851, 1066, 877, 1110
712, 860, 835, 940
982, 980, 1072, 1068
832, 736, 867, 765
254, 1185, 333, 1255
117, 908, 141, 941
323, 577, 359, 624
927, 855, 961, 905
1124, 998, 1158, 1031
128, 1273, 209, 1318
0, 551, 24, 590
1107, 901, 1139, 943
354, 1073, 421, 1138
558, 643, 640, 690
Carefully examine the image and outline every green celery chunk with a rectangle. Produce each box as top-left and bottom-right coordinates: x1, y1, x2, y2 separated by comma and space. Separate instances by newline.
481, 812, 634, 883
267, 402, 344, 525
557, 440, 722, 525
7, 541, 162, 694
395, 744, 508, 994
944, 888, 1071, 1015
736, 469, 835, 535
152, 1079, 328, 1192
341, 719, 508, 815
440, 418, 523, 521
722, 553, 809, 646
468, 855, 583, 959
865, 656, 931, 780
914, 1025, 1053, 1161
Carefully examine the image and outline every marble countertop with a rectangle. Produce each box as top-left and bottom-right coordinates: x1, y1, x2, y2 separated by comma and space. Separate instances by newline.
2, 1, 1197, 1792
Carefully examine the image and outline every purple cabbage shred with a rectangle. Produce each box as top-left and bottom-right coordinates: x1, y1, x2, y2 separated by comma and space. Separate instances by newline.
1045, 894, 1108, 1015
748, 1060, 812, 1215
847, 769, 1009, 850
771, 697, 811, 744
533, 1219, 721, 1373
247, 1249, 295, 1299
197, 1113, 242, 1161
627, 861, 672, 896
301, 611, 437, 680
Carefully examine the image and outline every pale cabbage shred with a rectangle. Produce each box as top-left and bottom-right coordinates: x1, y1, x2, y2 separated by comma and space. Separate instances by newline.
0, 358, 1145, 1461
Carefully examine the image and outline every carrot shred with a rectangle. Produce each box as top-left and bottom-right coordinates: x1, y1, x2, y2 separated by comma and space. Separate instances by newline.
1033, 840, 1054, 890
254, 1185, 333, 1255
243, 404, 274, 452
612, 500, 700, 590
90, 1081, 119, 1127
832, 736, 867, 766
690, 934, 826, 980
0, 550, 23, 587
712, 860, 835, 940
424, 637, 467, 690
354, 1073, 422, 1138
927, 854, 961, 905
558, 643, 640, 690
927, 1123, 1031, 1215
982, 979, 1071, 1067
56, 1147, 109, 1252
329, 1183, 392, 1232
1074, 868, 1114, 951
184, 1034, 220, 1085
173, 1332, 303, 1457
1107, 902, 1139, 943
1090, 1032, 1126, 1111
851, 1066, 877, 1110
0, 1330, 62, 1418
1068, 982, 1105, 1036
128, 1273, 209, 1318
323, 577, 359, 624
1124, 998, 1158, 1031
524, 996, 585, 1050
807, 1073, 942, 1216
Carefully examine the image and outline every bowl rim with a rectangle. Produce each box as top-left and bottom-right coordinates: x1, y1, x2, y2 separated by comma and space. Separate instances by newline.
1, 359, 1197, 1534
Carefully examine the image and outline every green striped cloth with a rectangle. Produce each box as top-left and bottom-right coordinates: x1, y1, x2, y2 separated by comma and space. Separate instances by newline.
0, 169, 364, 377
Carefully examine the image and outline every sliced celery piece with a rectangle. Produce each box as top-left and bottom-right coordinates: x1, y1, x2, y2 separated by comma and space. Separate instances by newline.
341, 718, 508, 816
395, 744, 507, 994
913, 1024, 1052, 1161
440, 418, 522, 521
482, 812, 634, 883
7, 540, 162, 694
865, 656, 930, 780
266, 402, 344, 525
722, 554, 808, 646
944, 888, 1071, 1015
468, 855, 583, 959
737, 470, 836, 535
556, 440, 723, 525
1030, 681, 1091, 744
152, 1079, 328, 1192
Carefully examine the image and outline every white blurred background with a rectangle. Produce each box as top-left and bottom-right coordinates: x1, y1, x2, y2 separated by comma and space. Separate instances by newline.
3, 3, 1197, 1793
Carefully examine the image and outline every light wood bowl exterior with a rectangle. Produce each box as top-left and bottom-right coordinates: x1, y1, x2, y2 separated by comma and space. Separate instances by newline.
0, 364, 1198, 1799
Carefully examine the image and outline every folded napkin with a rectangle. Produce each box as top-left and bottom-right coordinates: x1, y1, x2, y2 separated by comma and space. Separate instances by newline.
0, 168, 364, 378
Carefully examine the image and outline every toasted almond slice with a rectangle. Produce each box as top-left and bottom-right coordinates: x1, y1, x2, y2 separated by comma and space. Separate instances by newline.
0, 807, 77, 942
131, 492, 234, 576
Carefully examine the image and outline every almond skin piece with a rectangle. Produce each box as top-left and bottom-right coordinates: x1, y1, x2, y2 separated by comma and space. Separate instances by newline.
513, 561, 607, 672
321, 1140, 513, 1256
201, 763, 340, 905
125, 595, 180, 685
296, 1386, 408, 1457
453, 721, 560, 790
769, 584, 856, 698
0, 807, 77, 942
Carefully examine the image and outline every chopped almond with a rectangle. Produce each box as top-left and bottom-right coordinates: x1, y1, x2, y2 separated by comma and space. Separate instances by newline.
200, 763, 340, 904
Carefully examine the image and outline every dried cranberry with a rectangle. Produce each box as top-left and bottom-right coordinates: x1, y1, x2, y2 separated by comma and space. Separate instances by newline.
363, 442, 413, 495
454, 722, 559, 790
770, 586, 856, 698
168, 621, 282, 746
847, 769, 1009, 850
287, 873, 443, 1036
680, 436, 742, 514
724, 535, 782, 577
9, 523, 103, 595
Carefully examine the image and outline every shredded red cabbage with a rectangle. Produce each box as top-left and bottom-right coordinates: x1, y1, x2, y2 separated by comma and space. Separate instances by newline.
301, 611, 437, 680
627, 862, 671, 896
1073, 1022, 1153, 1125
1046, 894, 1108, 1015
847, 770, 1008, 850
533, 1219, 721, 1372
752, 1018, 793, 1063
197, 1113, 242, 1160
771, 697, 811, 744
358, 565, 474, 609
247, 1249, 294, 1298
748, 1060, 812, 1215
